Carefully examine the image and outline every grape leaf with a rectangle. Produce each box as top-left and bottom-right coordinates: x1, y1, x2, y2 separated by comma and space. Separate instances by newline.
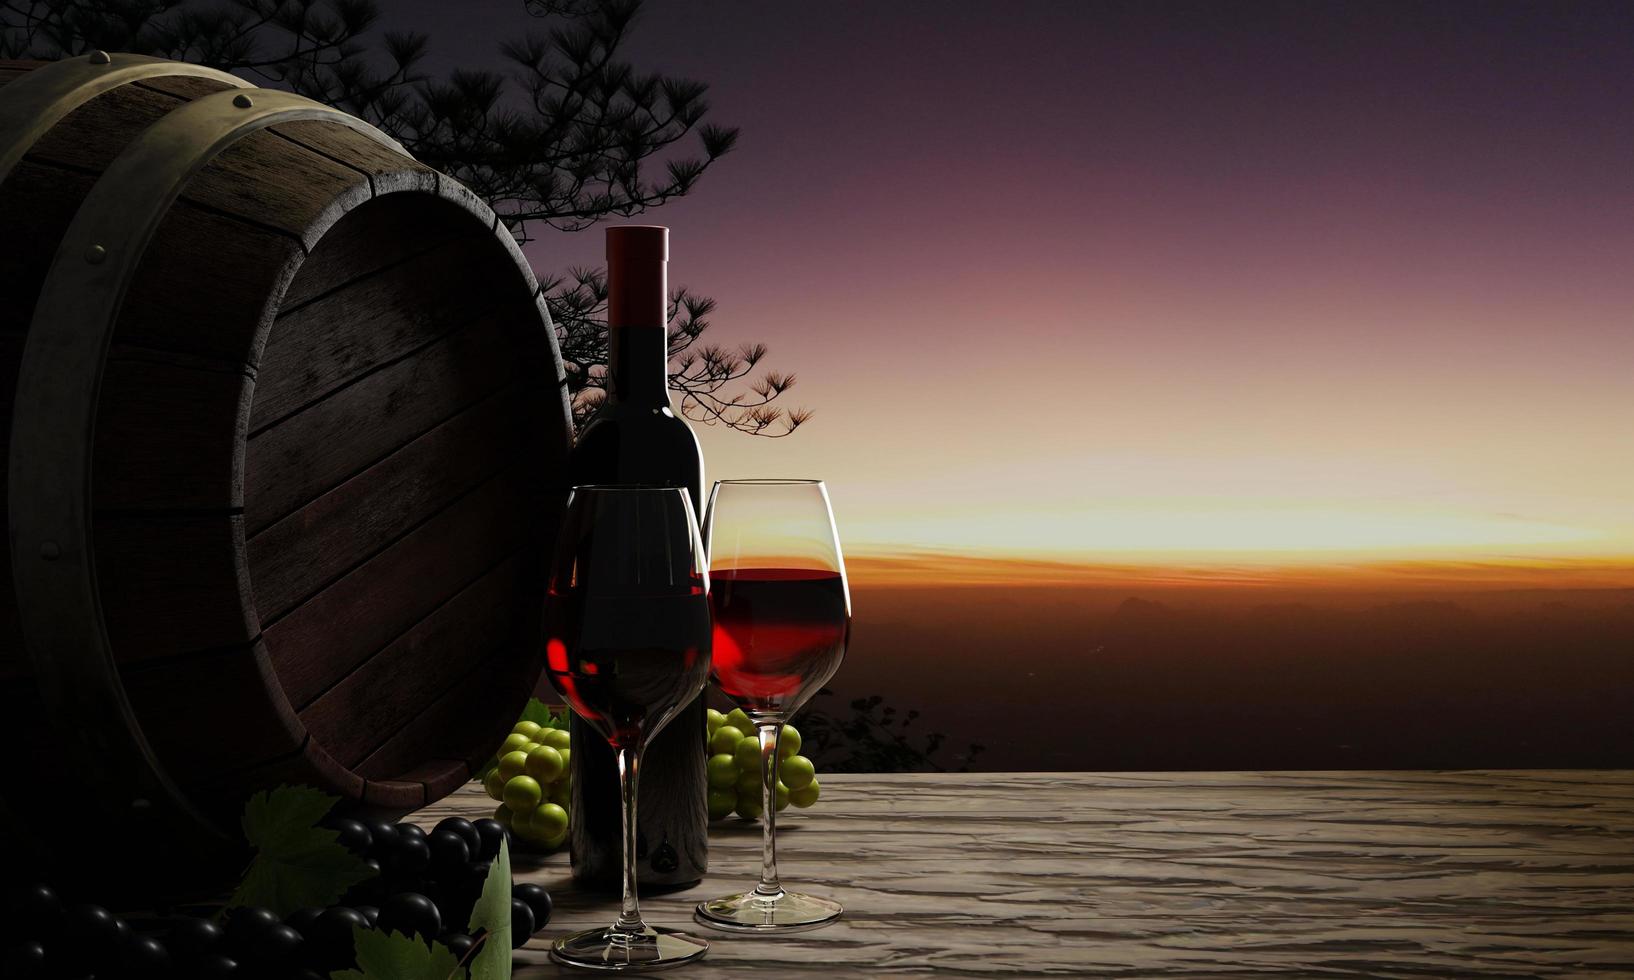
466, 836, 513, 980
331, 925, 463, 980
226, 785, 377, 917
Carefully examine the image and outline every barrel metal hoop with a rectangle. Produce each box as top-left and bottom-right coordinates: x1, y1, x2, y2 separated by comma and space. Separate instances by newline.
0, 52, 250, 187
9, 87, 405, 838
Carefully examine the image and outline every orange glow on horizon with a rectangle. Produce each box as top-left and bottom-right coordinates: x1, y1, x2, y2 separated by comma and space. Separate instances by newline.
844, 551, 1634, 591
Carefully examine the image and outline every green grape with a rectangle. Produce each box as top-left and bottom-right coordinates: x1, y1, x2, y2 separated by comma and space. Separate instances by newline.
540, 824, 569, 849
499, 733, 533, 756
503, 775, 543, 812
780, 755, 816, 790
514, 811, 549, 844
726, 707, 756, 738
540, 728, 572, 751
779, 725, 802, 759
706, 753, 738, 789
558, 748, 572, 772
735, 790, 763, 820
774, 780, 790, 811
735, 769, 761, 795
497, 750, 532, 782
706, 708, 726, 734
549, 780, 572, 808
789, 777, 820, 808
483, 769, 507, 801
524, 744, 564, 782
708, 724, 743, 756
529, 802, 569, 838
733, 736, 762, 772
512, 720, 542, 739
707, 788, 737, 820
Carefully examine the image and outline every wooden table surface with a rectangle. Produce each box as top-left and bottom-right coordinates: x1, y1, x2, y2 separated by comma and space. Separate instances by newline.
414, 771, 1634, 978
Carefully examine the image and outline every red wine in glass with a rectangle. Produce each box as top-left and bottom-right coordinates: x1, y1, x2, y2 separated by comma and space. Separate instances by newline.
710, 568, 848, 715
543, 486, 711, 971
546, 594, 711, 749
695, 479, 850, 933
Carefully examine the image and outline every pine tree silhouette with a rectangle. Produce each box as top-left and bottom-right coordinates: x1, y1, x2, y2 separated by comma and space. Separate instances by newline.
3, 0, 806, 435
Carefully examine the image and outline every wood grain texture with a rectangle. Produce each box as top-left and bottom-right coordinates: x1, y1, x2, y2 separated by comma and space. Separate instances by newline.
262, 465, 528, 710
246, 231, 512, 432
276, 193, 474, 310
271, 118, 438, 197
246, 399, 525, 621
25, 74, 233, 172
416, 771, 1634, 978
299, 555, 522, 768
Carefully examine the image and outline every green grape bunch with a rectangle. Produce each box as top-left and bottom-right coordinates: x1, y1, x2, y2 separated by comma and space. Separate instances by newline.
483, 714, 574, 850
704, 707, 821, 821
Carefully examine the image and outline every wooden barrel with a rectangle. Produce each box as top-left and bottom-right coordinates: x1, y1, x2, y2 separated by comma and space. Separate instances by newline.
0, 53, 571, 880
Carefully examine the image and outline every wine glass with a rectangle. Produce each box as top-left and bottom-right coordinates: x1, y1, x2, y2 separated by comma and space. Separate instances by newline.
694, 479, 850, 932
543, 486, 712, 970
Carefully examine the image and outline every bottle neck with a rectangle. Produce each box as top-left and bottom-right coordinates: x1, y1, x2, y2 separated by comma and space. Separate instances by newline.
608, 324, 670, 409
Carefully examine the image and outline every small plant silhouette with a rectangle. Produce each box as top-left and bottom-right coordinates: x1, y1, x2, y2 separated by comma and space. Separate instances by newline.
798, 689, 986, 773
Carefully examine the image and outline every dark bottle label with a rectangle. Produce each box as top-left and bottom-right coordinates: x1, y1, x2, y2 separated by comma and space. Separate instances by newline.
568, 693, 708, 892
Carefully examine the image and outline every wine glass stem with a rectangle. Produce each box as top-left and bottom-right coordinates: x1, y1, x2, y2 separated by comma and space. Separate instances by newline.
614, 744, 646, 933
754, 720, 785, 897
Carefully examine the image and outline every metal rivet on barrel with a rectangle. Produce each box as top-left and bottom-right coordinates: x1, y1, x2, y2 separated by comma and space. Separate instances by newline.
39, 541, 60, 560
88, 50, 112, 65
85, 244, 106, 264
232, 93, 254, 109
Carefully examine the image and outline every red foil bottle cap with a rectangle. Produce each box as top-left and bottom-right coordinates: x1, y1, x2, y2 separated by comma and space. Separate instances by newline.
606, 225, 668, 329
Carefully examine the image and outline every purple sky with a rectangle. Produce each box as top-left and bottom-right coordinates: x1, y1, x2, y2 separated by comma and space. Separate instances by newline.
387, 1, 1634, 570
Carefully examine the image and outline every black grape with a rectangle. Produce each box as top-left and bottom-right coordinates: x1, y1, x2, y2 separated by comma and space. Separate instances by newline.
441, 932, 475, 959
166, 916, 224, 963
341, 859, 385, 906
362, 818, 398, 858
354, 905, 380, 928
395, 822, 427, 843
1, 939, 46, 978
63, 904, 125, 967
378, 892, 440, 940
509, 899, 534, 948
120, 935, 171, 979
435, 817, 483, 858
223, 906, 280, 952
193, 952, 240, 978
471, 818, 506, 861
323, 817, 373, 855
388, 835, 431, 877
512, 882, 552, 928
284, 907, 323, 936
432, 871, 482, 931
246, 922, 304, 973
3, 883, 62, 940
305, 907, 367, 972
428, 830, 471, 880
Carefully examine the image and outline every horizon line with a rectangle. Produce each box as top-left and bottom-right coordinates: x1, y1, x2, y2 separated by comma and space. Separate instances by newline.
843, 550, 1634, 590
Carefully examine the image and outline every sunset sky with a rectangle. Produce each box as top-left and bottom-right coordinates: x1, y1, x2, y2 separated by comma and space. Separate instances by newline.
398, 1, 1634, 583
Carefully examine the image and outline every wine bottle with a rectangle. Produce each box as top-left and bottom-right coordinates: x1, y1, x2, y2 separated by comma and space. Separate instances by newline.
566, 225, 709, 892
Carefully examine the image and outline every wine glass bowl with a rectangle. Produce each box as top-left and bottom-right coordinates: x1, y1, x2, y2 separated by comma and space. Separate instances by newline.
695, 479, 850, 932
543, 486, 712, 970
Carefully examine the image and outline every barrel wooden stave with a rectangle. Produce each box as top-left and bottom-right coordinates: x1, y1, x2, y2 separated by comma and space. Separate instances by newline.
0, 56, 568, 843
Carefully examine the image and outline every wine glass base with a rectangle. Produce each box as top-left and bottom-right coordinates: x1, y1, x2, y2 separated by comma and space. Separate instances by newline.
549, 925, 709, 972
694, 889, 843, 932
